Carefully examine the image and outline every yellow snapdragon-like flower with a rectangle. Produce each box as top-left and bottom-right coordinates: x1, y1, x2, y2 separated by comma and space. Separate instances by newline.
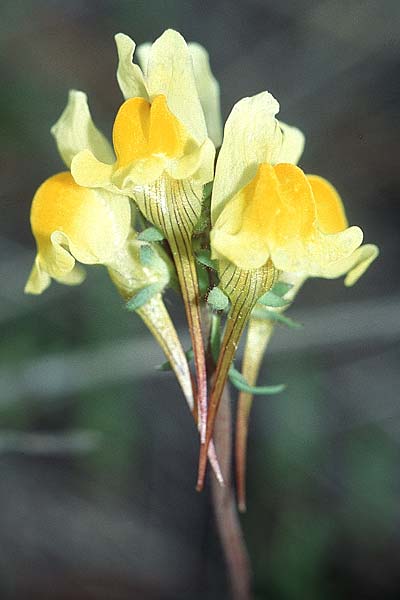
70, 30, 215, 193
24, 171, 224, 479
198, 91, 378, 490
51, 29, 221, 445
210, 91, 376, 280
222, 92, 378, 508
25, 172, 131, 294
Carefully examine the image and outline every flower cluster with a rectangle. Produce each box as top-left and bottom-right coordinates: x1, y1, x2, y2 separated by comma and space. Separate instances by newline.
25, 29, 378, 498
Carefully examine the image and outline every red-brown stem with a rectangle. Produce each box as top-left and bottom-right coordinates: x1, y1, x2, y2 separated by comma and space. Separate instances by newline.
137, 294, 222, 482
211, 382, 252, 600
197, 297, 252, 490
134, 177, 208, 444
168, 232, 208, 444
197, 261, 276, 490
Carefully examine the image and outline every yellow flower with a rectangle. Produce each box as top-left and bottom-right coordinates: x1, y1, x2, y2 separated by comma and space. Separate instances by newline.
198, 91, 378, 490
136, 38, 223, 148
25, 172, 131, 294
228, 109, 378, 507
24, 173, 208, 460
210, 91, 378, 282
45, 27, 221, 454
70, 30, 215, 193
63, 29, 220, 445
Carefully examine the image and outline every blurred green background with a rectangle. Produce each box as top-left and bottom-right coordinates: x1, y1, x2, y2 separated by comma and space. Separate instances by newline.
1, 1, 399, 598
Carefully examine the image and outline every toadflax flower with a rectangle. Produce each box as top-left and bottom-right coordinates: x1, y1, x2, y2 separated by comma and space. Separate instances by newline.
25, 170, 223, 481
69, 29, 219, 444
210, 95, 379, 509
235, 174, 378, 510
197, 91, 378, 488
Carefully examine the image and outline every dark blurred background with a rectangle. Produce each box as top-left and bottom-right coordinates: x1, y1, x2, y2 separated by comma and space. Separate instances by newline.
1, 1, 399, 598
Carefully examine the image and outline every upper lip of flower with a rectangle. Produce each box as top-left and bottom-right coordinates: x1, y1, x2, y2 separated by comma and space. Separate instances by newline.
50, 30, 218, 195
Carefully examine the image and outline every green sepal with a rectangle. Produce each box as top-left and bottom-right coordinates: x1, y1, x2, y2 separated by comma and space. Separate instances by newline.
207, 286, 230, 311
210, 313, 222, 364
203, 181, 213, 200
125, 283, 162, 311
196, 250, 217, 270
157, 348, 194, 371
271, 282, 293, 297
137, 227, 165, 242
258, 290, 290, 308
139, 244, 159, 268
229, 366, 285, 395
193, 186, 212, 234
252, 306, 303, 329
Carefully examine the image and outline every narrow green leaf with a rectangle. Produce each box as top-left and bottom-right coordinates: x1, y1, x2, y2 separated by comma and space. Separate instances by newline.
138, 227, 164, 242
258, 290, 290, 308
229, 366, 285, 395
271, 281, 293, 297
196, 250, 217, 270
126, 283, 161, 311
203, 181, 213, 200
252, 306, 303, 329
210, 313, 221, 363
207, 286, 229, 311
157, 348, 194, 371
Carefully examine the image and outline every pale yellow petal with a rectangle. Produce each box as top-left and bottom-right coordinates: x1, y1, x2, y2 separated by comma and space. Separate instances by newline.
71, 149, 115, 189
55, 263, 86, 286
211, 92, 282, 224
48, 233, 88, 282
25, 250, 86, 294
344, 244, 378, 286
277, 121, 305, 164
271, 225, 364, 277
30, 172, 131, 270
146, 29, 207, 144
43, 230, 78, 279
24, 256, 51, 294
56, 187, 131, 265
51, 90, 114, 168
188, 42, 222, 147
114, 33, 149, 101
136, 42, 151, 75
113, 156, 165, 189
211, 162, 364, 274
166, 137, 215, 184
317, 243, 379, 285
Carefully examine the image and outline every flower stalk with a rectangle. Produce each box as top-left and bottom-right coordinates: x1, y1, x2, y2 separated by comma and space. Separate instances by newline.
197, 260, 277, 490
235, 317, 274, 512
137, 293, 223, 483
211, 380, 252, 600
134, 176, 208, 444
